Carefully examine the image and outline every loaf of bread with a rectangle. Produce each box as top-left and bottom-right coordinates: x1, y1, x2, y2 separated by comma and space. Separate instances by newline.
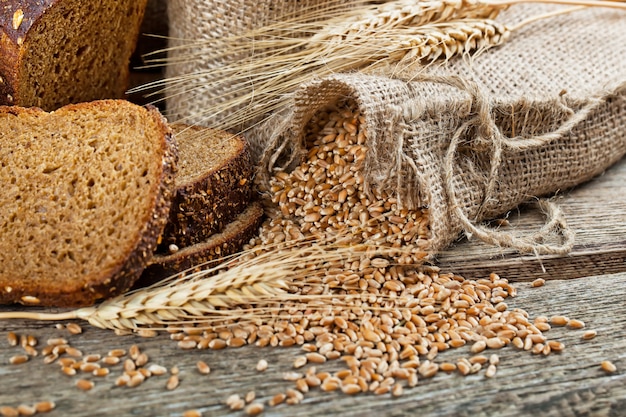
0, 0, 147, 111
0, 100, 177, 307
143, 202, 264, 281
158, 124, 254, 251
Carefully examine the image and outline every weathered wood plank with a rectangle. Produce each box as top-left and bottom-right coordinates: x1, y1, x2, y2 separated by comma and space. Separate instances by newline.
0, 272, 624, 416
437, 157, 626, 282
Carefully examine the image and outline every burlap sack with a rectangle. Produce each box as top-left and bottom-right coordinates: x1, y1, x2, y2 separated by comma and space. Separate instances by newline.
165, 0, 353, 126
166, 3, 626, 256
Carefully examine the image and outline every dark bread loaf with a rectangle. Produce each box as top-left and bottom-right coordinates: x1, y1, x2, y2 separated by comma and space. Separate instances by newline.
0, 100, 177, 307
143, 202, 264, 281
0, 0, 147, 110
158, 123, 254, 251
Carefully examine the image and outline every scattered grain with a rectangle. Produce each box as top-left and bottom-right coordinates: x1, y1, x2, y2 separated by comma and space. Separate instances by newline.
531, 278, 545, 287
196, 360, 211, 375
293, 356, 307, 369
245, 390, 256, 403
485, 364, 497, 378
147, 364, 168, 376
269, 393, 286, 407
123, 359, 136, 372
178, 340, 197, 350
226, 394, 245, 411
127, 373, 146, 388
79, 362, 100, 373
0, 406, 18, 417
9, 354, 28, 365
296, 378, 309, 393
166, 375, 180, 390
256, 359, 268, 372
470, 340, 486, 354
341, 383, 362, 395
115, 375, 130, 387
16, 404, 36, 416
22, 345, 37, 357
601, 361, 617, 374
102, 356, 121, 366
129, 345, 141, 360
46, 338, 68, 346
34, 401, 56, 413
547, 340, 565, 352
83, 354, 101, 363
65, 347, 82, 358
245, 402, 264, 416
582, 330, 597, 340
76, 379, 94, 391
93, 368, 110, 377
305, 352, 326, 364
135, 353, 149, 367
568, 319, 586, 329
137, 329, 159, 338
108, 349, 126, 357
439, 362, 456, 372
66, 323, 83, 335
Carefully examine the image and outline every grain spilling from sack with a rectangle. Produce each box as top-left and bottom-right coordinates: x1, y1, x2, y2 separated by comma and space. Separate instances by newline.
251, 100, 430, 267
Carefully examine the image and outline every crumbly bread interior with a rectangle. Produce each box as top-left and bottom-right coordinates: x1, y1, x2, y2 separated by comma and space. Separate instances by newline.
19, 0, 146, 110
171, 124, 247, 187
0, 101, 170, 300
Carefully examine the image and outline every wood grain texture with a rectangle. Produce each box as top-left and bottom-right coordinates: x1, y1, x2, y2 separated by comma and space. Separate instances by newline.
0, 160, 624, 416
0, 273, 624, 416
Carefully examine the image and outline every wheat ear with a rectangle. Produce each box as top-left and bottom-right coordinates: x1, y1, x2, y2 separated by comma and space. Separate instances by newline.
0, 240, 386, 331
309, 0, 503, 48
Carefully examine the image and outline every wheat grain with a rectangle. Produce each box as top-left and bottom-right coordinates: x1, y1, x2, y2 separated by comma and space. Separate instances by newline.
601, 360, 617, 373
0, 407, 18, 417
196, 360, 211, 375
34, 401, 55, 413
75, 379, 94, 391
15, 404, 35, 416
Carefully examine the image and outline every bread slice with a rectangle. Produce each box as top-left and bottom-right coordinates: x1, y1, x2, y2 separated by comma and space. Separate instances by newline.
143, 202, 264, 281
0, 100, 177, 307
0, 0, 147, 110
157, 123, 254, 251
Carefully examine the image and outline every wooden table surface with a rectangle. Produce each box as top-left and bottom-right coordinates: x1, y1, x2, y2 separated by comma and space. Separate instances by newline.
1, 158, 625, 417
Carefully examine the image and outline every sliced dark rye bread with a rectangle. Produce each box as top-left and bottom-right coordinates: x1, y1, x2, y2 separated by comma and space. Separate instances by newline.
142, 201, 264, 281
0, 0, 147, 110
157, 123, 254, 251
0, 100, 177, 307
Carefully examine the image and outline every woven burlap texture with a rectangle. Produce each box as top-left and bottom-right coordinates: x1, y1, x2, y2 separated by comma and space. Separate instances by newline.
166, 3, 626, 255
165, 0, 352, 126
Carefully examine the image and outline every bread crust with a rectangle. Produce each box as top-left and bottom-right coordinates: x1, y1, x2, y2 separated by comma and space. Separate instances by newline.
0, 100, 177, 307
158, 124, 255, 250
142, 202, 264, 282
0, 0, 147, 109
